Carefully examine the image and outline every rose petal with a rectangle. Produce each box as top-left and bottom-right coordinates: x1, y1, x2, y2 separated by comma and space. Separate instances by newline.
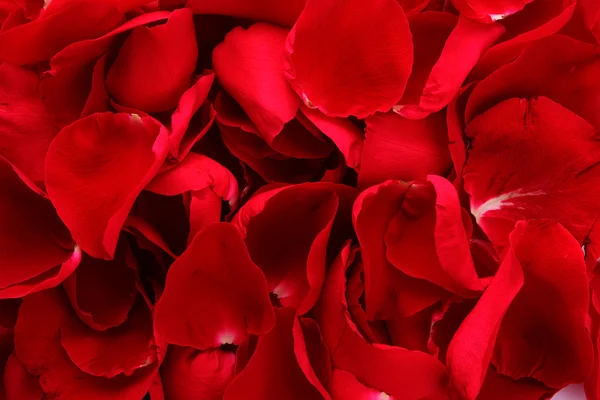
284, 0, 413, 118
46, 112, 169, 260
161, 346, 236, 400
3, 353, 43, 400
451, 0, 533, 22
213, 23, 300, 138
223, 307, 325, 400
292, 317, 332, 399
106, 8, 198, 113
359, 111, 452, 188
154, 223, 275, 349
186, 0, 306, 27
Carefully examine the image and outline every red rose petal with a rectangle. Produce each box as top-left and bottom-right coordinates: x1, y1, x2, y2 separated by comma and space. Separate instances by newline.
3, 353, 43, 400
46, 112, 169, 260
384, 176, 484, 296
14, 289, 158, 400
446, 244, 523, 400
476, 367, 554, 400
0, 64, 59, 186
213, 23, 301, 138
223, 307, 325, 400
284, 0, 413, 118
330, 369, 391, 400
233, 183, 358, 311
451, 0, 533, 22
292, 317, 332, 399
0, 158, 78, 298
398, 16, 504, 119
186, 0, 306, 27
463, 96, 600, 250
353, 181, 444, 319
81, 54, 110, 117
315, 245, 448, 399
169, 71, 215, 160
161, 346, 236, 400
359, 111, 452, 188
154, 223, 275, 349
106, 9, 198, 113
492, 221, 593, 388
0, 1, 123, 65
62, 253, 137, 331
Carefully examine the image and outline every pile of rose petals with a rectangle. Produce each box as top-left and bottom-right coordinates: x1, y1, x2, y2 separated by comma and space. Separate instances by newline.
0, 0, 599, 399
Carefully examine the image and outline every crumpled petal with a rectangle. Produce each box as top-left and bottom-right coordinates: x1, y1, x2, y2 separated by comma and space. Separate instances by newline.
0, 64, 58, 186
359, 110, 452, 188
223, 307, 326, 400
106, 8, 198, 113
161, 346, 236, 400
46, 112, 169, 260
284, 0, 413, 118
0, 158, 78, 299
213, 23, 300, 138
154, 223, 275, 349
186, 0, 306, 27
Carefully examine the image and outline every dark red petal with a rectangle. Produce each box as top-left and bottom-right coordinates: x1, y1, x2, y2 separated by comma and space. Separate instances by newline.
234, 183, 357, 311
446, 244, 523, 400
0, 158, 77, 298
60, 297, 155, 378
359, 111, 452, 189
106, 9, 197, 113
492, 221, 593, 388
476, 367, 554, 400
0, 1, 122, 65
292, 317, 332, 399
397, 16, 504, 119
62, 253, 137, 331
186, 0, 306, 27
154, 223, 274, 349
451, 0, 533, 22
315, 245, 448, 399
213, 23, 300, 138
353, 182, 443, 319
285, 0, 413, 118
224, 307, 325, 400
46, 113, 169, 259
446, 83, 475, 183
330, 369, 390, 399
15, 289, 158, 400
81, 54, 111, 117
3, 353, 43, 400
0, 64, 59, 186
161, 346, 236, 400
464, 96, 600, 250
169, 71, 215, 160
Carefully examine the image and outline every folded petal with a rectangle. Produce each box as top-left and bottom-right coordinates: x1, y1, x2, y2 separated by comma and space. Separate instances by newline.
46, 112, 169, 259
492, 221, 593, 388
463, 96, 600, 250
398, 16, 504, 119
3, 353, 43, 400
186, 0, 306, 27
154, 223, 275, 349
315, 245, 448, 399
233, 183, 358, 311
292, 317, 332, 399
0, 1, 123, 65
213, 23, 300, 138
106, 8, 197, 113
451, 0, 533, 22
359, 111, 452, 188
224, 307, 326, 400
161, 346, 236, 400
284, 0, 413, 118
0, 158, 78, 298
0, 64, 58, 186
